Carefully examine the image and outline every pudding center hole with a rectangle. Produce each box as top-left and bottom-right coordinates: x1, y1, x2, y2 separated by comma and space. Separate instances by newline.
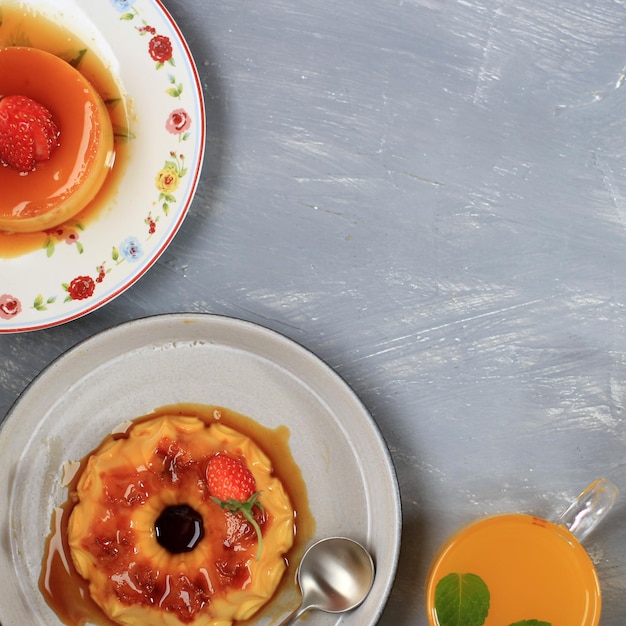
155, 504, 204, 553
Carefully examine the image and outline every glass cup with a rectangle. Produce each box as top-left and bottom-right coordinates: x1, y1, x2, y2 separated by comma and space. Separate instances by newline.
425, 478, 619, 626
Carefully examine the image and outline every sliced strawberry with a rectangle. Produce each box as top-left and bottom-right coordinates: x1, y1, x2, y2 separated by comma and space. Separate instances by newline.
206, 453, 264, 559
0, 94, 60, 173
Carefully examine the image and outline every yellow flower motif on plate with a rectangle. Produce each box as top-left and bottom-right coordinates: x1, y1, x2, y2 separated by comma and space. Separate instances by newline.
155, 166, 180, 194
154, 152, 187, 215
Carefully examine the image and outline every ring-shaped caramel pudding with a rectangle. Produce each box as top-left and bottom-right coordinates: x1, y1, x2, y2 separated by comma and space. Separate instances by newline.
0, 46, 114, 233
67, 414, 296, 626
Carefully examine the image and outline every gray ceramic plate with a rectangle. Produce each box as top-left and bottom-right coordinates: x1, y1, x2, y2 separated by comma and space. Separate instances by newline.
0, 313, 401, 625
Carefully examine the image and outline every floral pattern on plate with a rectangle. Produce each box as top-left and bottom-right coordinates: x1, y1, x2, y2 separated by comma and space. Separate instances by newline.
0, 0, 205, 331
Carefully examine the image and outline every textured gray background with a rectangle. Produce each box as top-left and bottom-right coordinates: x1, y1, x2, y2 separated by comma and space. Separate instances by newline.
3, 0, 626, 623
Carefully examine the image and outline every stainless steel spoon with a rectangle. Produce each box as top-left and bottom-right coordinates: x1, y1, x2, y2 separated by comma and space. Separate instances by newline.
278, 536, 375, 625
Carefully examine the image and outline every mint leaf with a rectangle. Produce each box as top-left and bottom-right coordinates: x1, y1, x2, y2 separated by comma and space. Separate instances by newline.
434, 573, 490, 626
211, 493, 264, 560
509, 621, 552, 626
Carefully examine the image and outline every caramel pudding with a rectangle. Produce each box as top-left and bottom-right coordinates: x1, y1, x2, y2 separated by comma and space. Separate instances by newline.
0, 46, 115, 233
50, 407, 304, 626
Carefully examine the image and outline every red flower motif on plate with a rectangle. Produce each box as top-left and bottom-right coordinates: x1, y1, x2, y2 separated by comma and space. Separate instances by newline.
67, 276, 96, 301
149, 35, 173, 63
0, 294, 21, 319
166, 108, 191, 135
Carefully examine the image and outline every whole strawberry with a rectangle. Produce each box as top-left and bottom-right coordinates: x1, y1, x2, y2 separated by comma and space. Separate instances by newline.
206, 453, 264, 558
0, 95, 60, 173
207, 453, 257, 501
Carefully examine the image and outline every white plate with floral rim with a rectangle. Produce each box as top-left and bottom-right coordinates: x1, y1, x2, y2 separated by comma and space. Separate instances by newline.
0, 313, 401, 625
0, 0, 205, 333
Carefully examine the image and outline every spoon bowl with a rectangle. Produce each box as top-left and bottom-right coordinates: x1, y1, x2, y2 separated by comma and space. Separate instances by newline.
279, 537, 375, 625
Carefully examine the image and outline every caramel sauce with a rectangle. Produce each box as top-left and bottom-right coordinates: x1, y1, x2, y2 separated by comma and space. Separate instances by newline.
0, 3, 132, 257
40, 404, 315, 626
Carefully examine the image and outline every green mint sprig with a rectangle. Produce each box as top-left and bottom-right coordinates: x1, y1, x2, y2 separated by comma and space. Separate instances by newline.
434, 573, 490, 626
434, 573, 552, 626
211, 492, 264, 560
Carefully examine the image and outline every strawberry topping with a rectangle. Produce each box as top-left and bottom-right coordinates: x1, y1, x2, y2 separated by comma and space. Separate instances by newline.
0, 94, 60, 173
206, 453, 265, 559
207, 453, 257, 502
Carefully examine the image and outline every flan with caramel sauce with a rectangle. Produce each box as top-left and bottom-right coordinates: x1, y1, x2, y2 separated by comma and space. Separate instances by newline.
41, 405, 315, 626
0, 46, 115, 233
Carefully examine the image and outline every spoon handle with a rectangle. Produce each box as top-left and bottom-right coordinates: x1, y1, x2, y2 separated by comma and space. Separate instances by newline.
277, 605, 310, 626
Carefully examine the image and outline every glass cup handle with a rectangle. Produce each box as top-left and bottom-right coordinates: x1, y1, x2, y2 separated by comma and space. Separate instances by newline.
555, 478, 619, 543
